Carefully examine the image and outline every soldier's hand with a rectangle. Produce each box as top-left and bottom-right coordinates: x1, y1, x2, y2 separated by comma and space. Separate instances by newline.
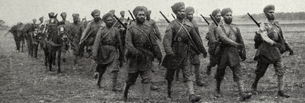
202, 52, 207, 58
272, 43, 281, 48
289, 50, 294, 55
236, 44, 243, 50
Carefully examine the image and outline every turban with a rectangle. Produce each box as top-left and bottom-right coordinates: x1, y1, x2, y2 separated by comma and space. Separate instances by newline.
102, 12, 114, 22
264, 4, 275, 13
72, 13, 79, 19
221, 8, 232, 16
146, 10, 151, 16
91, 9, 100, 16
132, 6, 147, 16
211, 9, 221, 17
120, 11, 125, 15
109, 9, 115, 14
185, 6, 194, 14
171, 2, 185, 14
39, 17, 44, 21
48, 12, 56, 18
60, 12, 67, 17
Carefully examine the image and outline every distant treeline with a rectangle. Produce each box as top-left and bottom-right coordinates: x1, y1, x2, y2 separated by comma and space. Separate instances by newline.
241, 12, 305, 20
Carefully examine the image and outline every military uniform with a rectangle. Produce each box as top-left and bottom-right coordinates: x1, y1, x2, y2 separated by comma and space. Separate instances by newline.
214, 23, 245, 82
92, 25, 123, 89
69, 21, 83, 56
206, 22, 221, 69
162, 19, 206, 82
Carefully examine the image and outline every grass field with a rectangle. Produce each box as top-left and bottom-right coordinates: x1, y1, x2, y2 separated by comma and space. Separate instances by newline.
0, 22, 305, 103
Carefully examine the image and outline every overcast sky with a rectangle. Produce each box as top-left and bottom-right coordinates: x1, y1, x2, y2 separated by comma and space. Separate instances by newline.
1, 0, 305, 25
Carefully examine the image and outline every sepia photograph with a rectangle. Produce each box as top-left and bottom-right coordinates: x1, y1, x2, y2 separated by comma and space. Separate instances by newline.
0, 0, 304, 102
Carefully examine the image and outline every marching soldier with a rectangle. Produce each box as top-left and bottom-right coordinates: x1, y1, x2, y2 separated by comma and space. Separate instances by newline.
162, 2, 207, 102
205, 9, 222, 75
79, 9, 103, 75
214, 8, 252, 101
185, 6, 205, 86
59, 12, 70, 62
69, 13, 83, 68
92, 12, 123, 91
123, 6, 162, 102
251, 4, 293, 98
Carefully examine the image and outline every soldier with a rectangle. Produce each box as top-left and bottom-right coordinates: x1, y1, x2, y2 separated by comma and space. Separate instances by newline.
213, 8, 252, 101
79, 9, 103, 75
7, 22, 23, 52
59, 12, 70, 62
161, 2, 207, 102
251, 4, 293, 98
184, 6, 206, 86
123, 6, 162, 102
92, 12, 123, 91
69, 13, 83, 68
145, 10, 161, 40
205, 9, 222, 75
143, 9, 162, 91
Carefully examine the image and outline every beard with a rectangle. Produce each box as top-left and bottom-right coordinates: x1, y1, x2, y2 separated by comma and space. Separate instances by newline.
215, 18, 221, 23
267, 15, 275, 20
94, 17, 101, 22
106, 22, 113, 27
224, 18, 232, 24
136, 17, 145, 24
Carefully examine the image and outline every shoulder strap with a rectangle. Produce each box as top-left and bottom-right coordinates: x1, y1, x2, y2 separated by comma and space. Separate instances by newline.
100, 27, 113, 41
133, 25, 153, 46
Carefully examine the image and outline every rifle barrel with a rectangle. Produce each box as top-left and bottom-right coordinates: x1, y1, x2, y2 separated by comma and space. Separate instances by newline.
113, 15, 127, 29
200, 14, 210, 25
209, 15, 218, 26
128, 10, 135, 21
171, 14, 176, 19
247, 13, 260, 27
159, 11, 170, 23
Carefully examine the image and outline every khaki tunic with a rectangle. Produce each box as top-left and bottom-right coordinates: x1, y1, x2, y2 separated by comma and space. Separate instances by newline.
125, 22, 162, 73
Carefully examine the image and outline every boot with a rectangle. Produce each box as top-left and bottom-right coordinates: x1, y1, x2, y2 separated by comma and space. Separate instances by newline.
93, 72, 99, 80
167, 81, 172, 98
112, 72, 122, 92
214, 79, 222, 98
277, 75, 290, 98
251, 75, 261, 95
196, 81, 206, 87
123, 83, 131, 102
189, 94, 201, 103
237, 80, 252, 101
277, 91, 290, 98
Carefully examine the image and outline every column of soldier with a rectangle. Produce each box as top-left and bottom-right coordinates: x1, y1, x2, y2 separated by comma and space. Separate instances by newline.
7, 2, 295, 102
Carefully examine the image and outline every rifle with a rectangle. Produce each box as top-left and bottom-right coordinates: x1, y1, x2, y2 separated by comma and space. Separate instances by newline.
171, 14, 176, 19
159, 11, 170, 23
128, 10, 135, 21
247, 13, 260, 27
4, 32, 10, 37
113, 14, 127, 29
209, 15, 218, 26
200, 14, 210, 25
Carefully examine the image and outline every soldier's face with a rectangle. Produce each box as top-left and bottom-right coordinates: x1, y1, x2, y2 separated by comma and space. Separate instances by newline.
136, 11, 146, 23
73, 18, 80, 23
186, 11, 194, 21
215, 12, 221, 23
223, 12, 233, 24
93, 13, 101, 22
33, 19, 36, 23
265, 10, 275, 20
61, 14, 67, 20
176, 8, 185, 20
105, 17, 114, 27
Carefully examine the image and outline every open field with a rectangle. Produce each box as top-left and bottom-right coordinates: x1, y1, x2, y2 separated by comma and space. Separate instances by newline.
0, 22, 305, 103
